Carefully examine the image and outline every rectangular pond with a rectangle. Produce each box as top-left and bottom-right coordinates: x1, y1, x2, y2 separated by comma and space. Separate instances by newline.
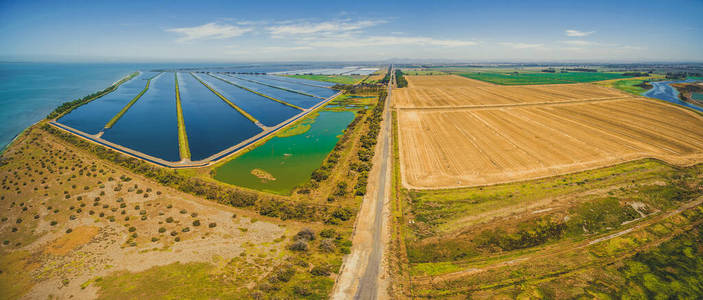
57, 72, 149, 134
220, 74, 323, 109
234, 74, 339, 99
264, 75, 337, 88
101, 73, 181, 162
177, 73, 264, 161
213, 110, 355, 194
195, 73, 300, 127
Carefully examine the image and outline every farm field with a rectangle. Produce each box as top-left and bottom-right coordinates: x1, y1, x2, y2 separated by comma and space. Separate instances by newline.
458, 71, 628, 85
395, 75, 626, 108
394, 75, 703, 189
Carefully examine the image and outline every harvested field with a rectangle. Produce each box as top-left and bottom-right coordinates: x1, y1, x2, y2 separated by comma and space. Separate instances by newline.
396, 75, 627, 108
396, 75, 703, 188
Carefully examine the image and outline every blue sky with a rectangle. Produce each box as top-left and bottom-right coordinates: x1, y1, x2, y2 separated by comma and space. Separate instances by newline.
1, 0, 702, 62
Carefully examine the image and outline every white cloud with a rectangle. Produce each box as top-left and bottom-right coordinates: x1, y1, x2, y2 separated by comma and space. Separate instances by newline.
309, 36, 478, 48
565, 29, 595, 37
267, 19, 385, 37
561, 40, 595, 46
167, 23, 252, 42
500, 42, 545, 49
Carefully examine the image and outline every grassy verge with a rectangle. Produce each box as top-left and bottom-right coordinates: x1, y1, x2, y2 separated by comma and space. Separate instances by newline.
104, 73, 158, 129
398, 155, 703, 297
286, 74, 364, 85
209, 74, 304, 111
174, 73, 191, 160
190, 73, 260, 125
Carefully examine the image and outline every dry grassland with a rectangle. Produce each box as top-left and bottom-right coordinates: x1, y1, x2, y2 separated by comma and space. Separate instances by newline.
396, 75, 703, 188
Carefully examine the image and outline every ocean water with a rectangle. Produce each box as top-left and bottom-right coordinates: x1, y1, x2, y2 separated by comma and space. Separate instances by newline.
0, 62, 357, 151
0, 62, 152, 149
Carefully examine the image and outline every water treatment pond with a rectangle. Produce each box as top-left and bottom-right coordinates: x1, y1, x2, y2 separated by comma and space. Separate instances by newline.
236, 74, 338, 99
197, 73, 300, 126
221, 74, 324, 109
57, 73, 148, 134
178, 73, 263, 161
101, 73, 181, 162
213, 110, 355, 194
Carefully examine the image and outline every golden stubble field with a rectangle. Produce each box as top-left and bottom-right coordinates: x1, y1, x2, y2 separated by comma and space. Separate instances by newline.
395, 75, 703, 188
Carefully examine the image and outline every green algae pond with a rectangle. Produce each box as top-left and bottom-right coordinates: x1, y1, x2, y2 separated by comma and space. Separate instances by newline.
213, 110, 356, 194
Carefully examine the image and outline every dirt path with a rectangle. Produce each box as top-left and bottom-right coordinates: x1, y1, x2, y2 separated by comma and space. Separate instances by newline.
332, 68, 393, 300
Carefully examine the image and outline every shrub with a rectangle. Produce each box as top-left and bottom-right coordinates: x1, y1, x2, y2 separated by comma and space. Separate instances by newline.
288, 240, 309, 251
166, 217, 174, 223
208, 222, 216, 228
128, 226, 136, 232
193, 220, 201, 226
310, 264, 332, 276
320, 229, 337, 238
332, 207, 353, 221
319, 239, 336, 253
296, 228, 315, 241
273, 265, 295, 282
158, 227, 166, 233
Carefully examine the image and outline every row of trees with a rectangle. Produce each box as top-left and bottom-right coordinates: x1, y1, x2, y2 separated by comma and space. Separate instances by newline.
353, 91, 387, 196
47, 72, 139, 120
395, 70, 408, 88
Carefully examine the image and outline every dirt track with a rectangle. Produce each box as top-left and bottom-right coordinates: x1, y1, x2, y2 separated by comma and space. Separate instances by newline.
395, 75, 703, 189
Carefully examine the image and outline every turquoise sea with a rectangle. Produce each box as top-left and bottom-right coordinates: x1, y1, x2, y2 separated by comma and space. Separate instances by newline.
0, 62, 349, 151
0, 62, 158, 150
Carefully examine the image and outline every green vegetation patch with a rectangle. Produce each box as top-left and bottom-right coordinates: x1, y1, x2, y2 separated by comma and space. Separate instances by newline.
286, 74, 363, 85
276, 112, 318, 138
459, 72, 627, 85
609, 78, 653, 95
95, 261, 256, 299
692, 92, 703, 101
405, 160, 703, 265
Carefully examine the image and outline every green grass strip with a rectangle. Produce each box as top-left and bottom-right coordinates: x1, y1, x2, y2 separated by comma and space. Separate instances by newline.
174, 73, 191, 160
208, 73, 304, 111
190, 73, 260, 125
230, 74, 324, 99
104, 72, 160, 129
